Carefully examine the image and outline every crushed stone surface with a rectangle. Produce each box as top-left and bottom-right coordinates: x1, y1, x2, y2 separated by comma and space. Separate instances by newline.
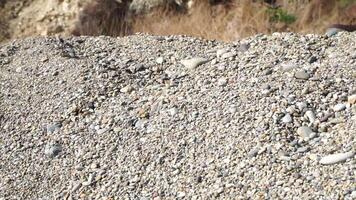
0, 32, 355, 199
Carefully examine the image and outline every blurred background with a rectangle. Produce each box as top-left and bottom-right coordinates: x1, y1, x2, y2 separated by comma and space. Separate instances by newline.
0, 0, 355, 43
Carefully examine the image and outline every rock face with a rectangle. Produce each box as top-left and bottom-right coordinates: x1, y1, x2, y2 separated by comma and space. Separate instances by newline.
0, 32, 355, 199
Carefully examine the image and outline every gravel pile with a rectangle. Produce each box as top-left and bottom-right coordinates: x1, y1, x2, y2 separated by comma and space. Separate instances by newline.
0, 32, 355, 199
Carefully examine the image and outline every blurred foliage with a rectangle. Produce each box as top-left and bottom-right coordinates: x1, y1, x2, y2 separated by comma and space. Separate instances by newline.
267, 7, 296, 24
338, 0, 356, 7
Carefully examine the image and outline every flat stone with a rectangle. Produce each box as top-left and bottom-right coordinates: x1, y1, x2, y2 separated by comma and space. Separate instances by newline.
333, 103, 346, 112
297, 126, 314, 139
281, 63, 296, 71
319, 151, 354, 165
221, 52, 236, 59
295, 70, 310, 80
180, 57, 208, 69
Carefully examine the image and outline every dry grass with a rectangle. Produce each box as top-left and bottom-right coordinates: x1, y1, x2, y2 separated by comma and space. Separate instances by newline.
73, 0, 356, 41
133, 0, 356, 41
72, 0, 132, 37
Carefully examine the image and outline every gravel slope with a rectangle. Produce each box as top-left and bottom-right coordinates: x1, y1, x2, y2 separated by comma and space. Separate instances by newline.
0, 32, 355, 199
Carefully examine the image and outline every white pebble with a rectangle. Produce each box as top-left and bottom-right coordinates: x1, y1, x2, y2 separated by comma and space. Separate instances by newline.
333, 103, 346, 112
281, 113, 292, 123
180, 57, 208, 69
319, 151, 354, 165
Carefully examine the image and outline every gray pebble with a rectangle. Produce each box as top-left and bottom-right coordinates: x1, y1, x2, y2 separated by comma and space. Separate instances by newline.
325, 28, 344, 37
44, 143, 62, 158
295, 70, 310, 80
297, 126, 314, 139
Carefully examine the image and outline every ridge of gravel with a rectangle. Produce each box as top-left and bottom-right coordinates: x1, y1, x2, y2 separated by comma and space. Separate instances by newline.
0, 32, 355, 199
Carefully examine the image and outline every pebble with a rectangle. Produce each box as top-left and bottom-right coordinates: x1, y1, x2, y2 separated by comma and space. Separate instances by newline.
319, 151, 354, 165
221, 52, 236, 59
296, 126, 315, 139
333, 103, 346, 112
216, 48, 229, 57
348, 94, 356, 104
296, 102, 308, 111
325, 28, 343, 37
44, 143, 62, 158
217, 78, 228, 86
295, 70, 310, 80
248, 147, 259, 157
177, 191, 186, 198
180, 57, 208, 69
156, 57, 164, 64
297, 146, 310, 153
120, 85, 133, 93
281, 63, 296, 71
305, 110, 316, 123
168, 107, 178, 116
351, 191, 356, 199
46, 122, 62, 133
281, 113, 292, 123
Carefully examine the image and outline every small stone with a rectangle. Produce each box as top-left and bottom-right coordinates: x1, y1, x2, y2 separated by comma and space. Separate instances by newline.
305, 110, 316, 123
44, 143, 62, 158
325, 28, 344, 37
52, 71, 59, 76
333, 103, 346, 112
351, 191, 356, 199
221, 52, 236, 59
295, 70, 310, 80
348, 94, 356, 104
46, 122, 62, 133
156, 57, 164, 64
309, 154, 319, 162
319, 151, 354, 165
228, 105, 237, 113
263, 69, 273, 75
296, 102, 307, 111
309, 56, 317, 64
177, 191, 186, 198
297, 126, 314, 139
248, 147, 259, 157
239, 43, 249, 52
297, 146, 310, 153
216, 48, 229, 57
281, 63, 296, 71
281, 113, 292, 123
120, 85, 133, 93
217, 78, 228, 86
168, 107, 178, 116
180, 57, 208, 69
